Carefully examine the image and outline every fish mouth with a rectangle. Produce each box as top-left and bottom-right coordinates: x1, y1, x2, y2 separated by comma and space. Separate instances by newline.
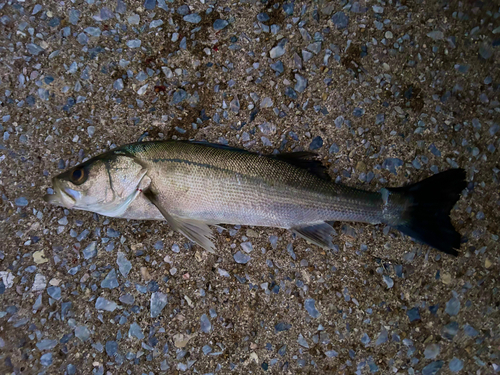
43, 179, 77, 209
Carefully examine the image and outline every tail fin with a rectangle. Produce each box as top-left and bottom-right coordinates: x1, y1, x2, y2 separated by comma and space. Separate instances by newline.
386, 169, 467, 256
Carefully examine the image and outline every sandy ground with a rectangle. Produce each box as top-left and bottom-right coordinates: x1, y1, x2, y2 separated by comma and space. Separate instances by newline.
0, 0, 499, 374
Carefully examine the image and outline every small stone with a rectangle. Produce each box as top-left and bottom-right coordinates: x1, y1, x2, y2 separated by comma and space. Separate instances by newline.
150, 292, 168, 318
427, 30, 444, 40
257, 13, 270, 22
200, 313, 211, 333
82, 242, 97, 260
126, 39, 141, 48
270, 61, 284, 74
172, 89, 187, 104
213, 19, 228, 30
144, 0, 156, 10
128, 322, 144, 339
463, 324, 479, 337
449, 358, 464, 372
422, 361, 443, 375
372, 5, 384, 13
385, 31, 393, 39
442, 321, 459, 340
234, 251, 251, 264
375, 328, 388, 346
260, 97, 273, 108
307, 42, 322, 54
331, 11, 349, 29
304, 298, 321, 318
33, 250, 48, 264
15, 197, 29, 206
75, 326, 91, 342
113, 79, 124, 91
40, 353, 53, 366
269, 45, 285, 59
105, 341, 118, 357
485, 258, 492, 268
275, 322, 291, 332
32, 274, 47, 291
383, 275, 394, 288
47, 286, 61, 300
360, 333, 371, 346
285, 87, 297, 99
117, 252, 132, 277
309, 136, 323, 150
101, 269, 119, 289
95, 297, 117, 312
294, 74, 308, 92
445, 296, 460, 316
407, 307, 420, 322
297, 334, 309, 348
127, 13, 140, 24
183, 14, 201, 24
36, 339, 58, 351
424, 343, 440, 359
230, 96, 240, 113
119, 294, 134, 305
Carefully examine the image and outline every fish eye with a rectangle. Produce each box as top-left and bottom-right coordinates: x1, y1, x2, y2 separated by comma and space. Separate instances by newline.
70, 168, 87, 185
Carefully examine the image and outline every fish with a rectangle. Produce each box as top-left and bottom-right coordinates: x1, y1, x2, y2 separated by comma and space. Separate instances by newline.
44, 140, 467, 256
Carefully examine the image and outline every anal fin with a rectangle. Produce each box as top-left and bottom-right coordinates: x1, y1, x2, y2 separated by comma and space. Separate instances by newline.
143, 188, 216, 254
292, 222, 336, 249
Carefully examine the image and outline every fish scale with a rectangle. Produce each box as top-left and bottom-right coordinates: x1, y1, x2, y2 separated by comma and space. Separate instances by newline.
126, 141, 385, 227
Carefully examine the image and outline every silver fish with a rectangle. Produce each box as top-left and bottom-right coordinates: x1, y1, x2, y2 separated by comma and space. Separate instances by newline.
44, 140, 466, 255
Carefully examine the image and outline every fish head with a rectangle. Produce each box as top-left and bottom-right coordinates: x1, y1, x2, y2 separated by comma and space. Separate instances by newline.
44, 150, 149, 217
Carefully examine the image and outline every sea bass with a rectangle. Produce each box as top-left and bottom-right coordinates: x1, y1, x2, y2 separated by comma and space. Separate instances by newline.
44, 141, 467, 255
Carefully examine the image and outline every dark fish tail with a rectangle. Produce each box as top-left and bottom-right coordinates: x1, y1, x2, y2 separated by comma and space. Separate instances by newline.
382, 169, 467, 256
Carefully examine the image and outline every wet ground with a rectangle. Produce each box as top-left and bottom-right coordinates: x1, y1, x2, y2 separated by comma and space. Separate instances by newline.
0, 0, 499, 374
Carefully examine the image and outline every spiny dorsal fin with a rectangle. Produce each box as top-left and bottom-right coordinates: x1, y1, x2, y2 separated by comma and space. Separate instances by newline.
273, 152, 331, 181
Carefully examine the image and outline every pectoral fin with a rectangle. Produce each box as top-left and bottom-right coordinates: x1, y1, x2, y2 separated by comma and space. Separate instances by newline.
143, 188, 216, 254
292, 222, 336, 249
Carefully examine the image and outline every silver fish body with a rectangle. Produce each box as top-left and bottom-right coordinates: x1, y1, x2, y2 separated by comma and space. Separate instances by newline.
44, 140, 466, 255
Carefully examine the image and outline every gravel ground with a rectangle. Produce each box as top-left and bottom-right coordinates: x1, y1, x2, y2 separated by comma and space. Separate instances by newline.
1, 0, 499, 374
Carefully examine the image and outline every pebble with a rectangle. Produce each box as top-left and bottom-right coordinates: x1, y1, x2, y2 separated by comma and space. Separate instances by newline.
449, 358, 464, 372
427, 30, 444, 40
294, 74, 308, 93
183, 14, 201, 24
105, 341, 118, 357
424, 343, 440, 359
309, 136, 323, 150
304, 299, 321, 318
128, 322, 144, 339
331, 11, 348, 29
422, 361, 444, 375
275, 322, 291, 332
200, 313, 211, 333
40, 353, 53, 366
269, 46, 285, 59
101, 269, 119, 289
95, 297, 117, 312
234, 251, 251, 264
75, 326, 91, 342
36, 339, 58, 351
407, 307, 420, 322
150, 292, 168, 318
47, 286, 61, 300
260, 97, 273, 108
383, 275, 394, 288
213, 19, 228, 30
15, 197, 29, 207
117, 252, 132, 277
445, 296, 460, 316
126, 40, 141, 48
375, 328, 388, 346
82, 242, 97, 259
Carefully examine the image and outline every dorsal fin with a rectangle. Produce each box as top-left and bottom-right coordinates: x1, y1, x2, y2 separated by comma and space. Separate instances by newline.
184, 141, 331, 181
273, 152, 331, 181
